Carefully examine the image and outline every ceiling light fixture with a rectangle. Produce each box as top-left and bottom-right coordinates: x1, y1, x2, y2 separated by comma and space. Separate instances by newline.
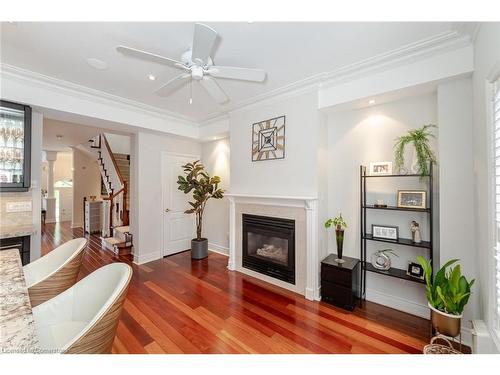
86, 58, 108, 70
148, 74, 156, 81
56, 135, 63, 140
368, 99, 376, 105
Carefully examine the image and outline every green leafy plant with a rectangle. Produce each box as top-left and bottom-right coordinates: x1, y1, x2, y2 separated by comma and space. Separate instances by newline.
417, 256, 475, 316
394, 124, 437, 177
177, 160, 224, 240
324, 214, 347, 230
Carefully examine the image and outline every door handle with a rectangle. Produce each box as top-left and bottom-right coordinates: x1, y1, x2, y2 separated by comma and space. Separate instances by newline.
165, 208, 171, 213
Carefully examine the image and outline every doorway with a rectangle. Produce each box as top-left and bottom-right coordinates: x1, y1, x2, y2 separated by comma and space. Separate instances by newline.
161, 152, 199, 257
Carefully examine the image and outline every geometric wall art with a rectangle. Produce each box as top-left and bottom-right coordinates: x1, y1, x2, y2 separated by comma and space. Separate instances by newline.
251, 115, 286, 162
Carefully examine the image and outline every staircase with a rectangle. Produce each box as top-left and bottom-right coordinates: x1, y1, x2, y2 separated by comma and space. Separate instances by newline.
88, 134, 133, 255
114, 153, 130, 209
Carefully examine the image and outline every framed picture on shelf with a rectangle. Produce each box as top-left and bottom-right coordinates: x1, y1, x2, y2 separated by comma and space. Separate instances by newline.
369, 161, 392, 176
406, 262, 424, 280
397, 190, 427, 209
372, 224, 399, 240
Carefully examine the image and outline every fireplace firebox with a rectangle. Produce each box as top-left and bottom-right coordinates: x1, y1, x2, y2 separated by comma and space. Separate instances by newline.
242, 214, 295, 284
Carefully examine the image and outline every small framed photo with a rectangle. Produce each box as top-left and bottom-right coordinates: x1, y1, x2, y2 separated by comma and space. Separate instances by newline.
407, 262, 424, 280
369, 161, 393, 176
372, 224, 399, 241
397, 190, 427, 209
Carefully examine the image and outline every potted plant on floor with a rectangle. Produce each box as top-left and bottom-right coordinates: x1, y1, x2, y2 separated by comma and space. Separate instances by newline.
394, 124, 438, 176
177, 160, 225, 260
325, 214, 347, 263
417, 256, 475, 337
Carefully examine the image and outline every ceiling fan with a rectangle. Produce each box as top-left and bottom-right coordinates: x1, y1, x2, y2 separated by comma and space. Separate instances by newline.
116, 23, 267, 104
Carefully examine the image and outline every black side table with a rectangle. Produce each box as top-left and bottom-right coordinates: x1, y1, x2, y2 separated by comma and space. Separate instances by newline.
321, 254, 360, 311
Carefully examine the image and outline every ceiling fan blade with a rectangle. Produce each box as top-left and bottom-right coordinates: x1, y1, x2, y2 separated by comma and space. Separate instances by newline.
199, 77, 228, 104
116, 45, 187, 70
155, 73, 191, 97
207, 66, 266, 82
191, 23, 217, 65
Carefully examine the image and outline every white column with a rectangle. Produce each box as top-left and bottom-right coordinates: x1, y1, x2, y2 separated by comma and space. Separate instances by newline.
227, 197, 236, 270
44, 151, 57, 223
305, 198, 320, 301
45, 151, 57, 198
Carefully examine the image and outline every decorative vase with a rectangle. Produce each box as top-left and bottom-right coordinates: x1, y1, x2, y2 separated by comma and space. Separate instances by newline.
428, 303, 462, 338
191, 238, 208, 260
335, 229, 345, 263
371, 250, 391, 270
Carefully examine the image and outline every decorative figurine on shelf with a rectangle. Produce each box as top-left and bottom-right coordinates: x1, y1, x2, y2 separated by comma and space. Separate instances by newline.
325, 213, 347, 263
411, 220, 422, 243
371, 249, 398, 271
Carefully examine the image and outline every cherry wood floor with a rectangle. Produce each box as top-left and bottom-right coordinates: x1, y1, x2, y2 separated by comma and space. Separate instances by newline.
41, 222, 433, 354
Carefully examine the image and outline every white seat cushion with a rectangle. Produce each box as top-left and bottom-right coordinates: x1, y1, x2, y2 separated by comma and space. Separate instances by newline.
35, 321, 87, 352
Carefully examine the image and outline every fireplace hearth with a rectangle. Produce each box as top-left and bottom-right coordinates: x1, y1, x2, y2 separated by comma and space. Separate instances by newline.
242, 214, 295, 284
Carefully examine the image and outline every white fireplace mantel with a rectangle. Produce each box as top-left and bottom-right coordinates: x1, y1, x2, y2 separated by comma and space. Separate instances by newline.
226, 193, 320, 301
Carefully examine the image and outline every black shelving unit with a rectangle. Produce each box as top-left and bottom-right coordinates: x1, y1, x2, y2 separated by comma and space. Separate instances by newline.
360, 163, 433, 300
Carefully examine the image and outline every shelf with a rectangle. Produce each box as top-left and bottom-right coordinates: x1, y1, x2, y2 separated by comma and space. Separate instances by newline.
364, 262, 425, 284
362, 173, 429, 178
363, 204, 430, 213
363, 233, 431, 249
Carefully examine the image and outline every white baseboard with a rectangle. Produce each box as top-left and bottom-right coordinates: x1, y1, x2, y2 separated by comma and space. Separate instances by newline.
71, 223, 83, 229
133, 250, 161, 265
45, 219, 57, 224
366, 288, 430, 319
208, 242, 229, 256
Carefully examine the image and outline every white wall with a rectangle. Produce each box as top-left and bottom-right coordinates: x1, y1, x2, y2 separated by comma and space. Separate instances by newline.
327, 92, 438, 317
201, 138, 230, 254
472, 23, 500, 352
105, 132, 131, 155
437, 77, 478, 335
229, 90, 321, 197
131, 131, 201, 264
72, 148, 101, 228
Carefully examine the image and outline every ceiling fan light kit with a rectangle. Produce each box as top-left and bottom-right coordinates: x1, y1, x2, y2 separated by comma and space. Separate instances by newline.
116, 23, 267, 105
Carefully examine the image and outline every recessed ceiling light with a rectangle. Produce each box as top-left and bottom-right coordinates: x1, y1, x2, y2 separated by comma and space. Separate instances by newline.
148, 74, 156, 81
86, 58, 108, 70
368, 99, 376, 105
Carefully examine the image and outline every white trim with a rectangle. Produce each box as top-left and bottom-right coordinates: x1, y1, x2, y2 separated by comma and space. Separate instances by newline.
201, 30, 471, 123
2, 30, 472, 128
160, 151, 200, 258
208, 242, 229, 256
133, 250, 162, 265
0, 63, 196, 125
70, 223, 83, 229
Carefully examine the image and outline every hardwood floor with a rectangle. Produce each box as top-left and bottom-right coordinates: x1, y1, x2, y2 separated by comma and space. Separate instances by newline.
41, 221, 432, 354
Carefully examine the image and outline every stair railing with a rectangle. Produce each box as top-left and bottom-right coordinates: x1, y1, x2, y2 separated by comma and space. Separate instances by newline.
94, 134, 128, 234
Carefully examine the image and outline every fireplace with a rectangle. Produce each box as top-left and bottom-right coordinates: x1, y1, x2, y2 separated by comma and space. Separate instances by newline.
242, 214, 295, 284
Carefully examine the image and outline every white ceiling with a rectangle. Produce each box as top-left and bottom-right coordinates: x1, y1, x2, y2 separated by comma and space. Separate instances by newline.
1, 22, 457, 122
43, 118, 125, 151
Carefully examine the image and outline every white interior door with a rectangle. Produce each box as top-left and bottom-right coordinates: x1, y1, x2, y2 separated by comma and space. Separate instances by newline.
162, 153, 198, 257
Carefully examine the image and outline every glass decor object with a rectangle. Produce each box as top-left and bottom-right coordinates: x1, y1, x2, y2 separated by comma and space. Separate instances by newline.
0, 100, 31, 191
371, 249, 398, 271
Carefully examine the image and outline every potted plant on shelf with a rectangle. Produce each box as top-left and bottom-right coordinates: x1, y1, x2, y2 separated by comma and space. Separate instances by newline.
394, 124, 438, 176
177, 160, 225, 260
417, 256, 475, 337
325, 214, 347, 263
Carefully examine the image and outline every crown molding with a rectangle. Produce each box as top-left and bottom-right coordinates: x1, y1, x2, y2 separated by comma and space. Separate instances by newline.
0, 63, 199, 127
200, 30, 473, 124
2, 28, 475, 129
